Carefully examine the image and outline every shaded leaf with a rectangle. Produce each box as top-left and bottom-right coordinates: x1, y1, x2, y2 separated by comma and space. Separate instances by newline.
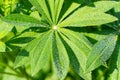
86, 35, 117, 73
106, 36, 120, 80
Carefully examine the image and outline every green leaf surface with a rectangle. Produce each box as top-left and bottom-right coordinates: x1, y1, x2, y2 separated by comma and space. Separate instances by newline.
72, 1, 117, 14
0, 41, 6, 52
107, 69, 120, 80
117, 38, 120, 79
114, 2, 120, 12
2, 67, 26, 80
30, 11, 41, 20
107, 37, 120, 80
52, 31, 69, 80
14, 31, 52, 76
29, 0, 52, 23
84, 33, 107, 42
0, 20, 13, 39
84, 29, 115, 42
60, 28, 92, 80
1, 14, 47, 27
86, 35, 117, 73
14, 34, 44, 68
90, 1, 117, 12
30, 31, 53, 75
47, 0, 55, 23
58, 1, 80, 23
58, 1, 118, 27
55, 0, 64, 23
59, 12, 117, 27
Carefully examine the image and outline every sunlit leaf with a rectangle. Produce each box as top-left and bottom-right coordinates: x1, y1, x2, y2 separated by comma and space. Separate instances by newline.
2, 14, 47, 27
58, 1, 118, 27
107, 37, 120, 80
29, 0, 52, 23
60, 28, 92, 80
30, 31, 53, 75
52, 31, 69, 80
58, 1, 80, 23
59, 12, 117, 27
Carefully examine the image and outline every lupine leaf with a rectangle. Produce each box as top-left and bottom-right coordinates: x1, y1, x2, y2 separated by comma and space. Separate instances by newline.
14, 31, 53, 76
30, 31, 53, 75
52, 31, 69, 80
91, 1, 117, 12
1, 14, 47, 27
47, 0, 55, 23
29, 0, 52, 23
58, 1, 118, 27
58, 1, 80, 23
106, 37, 120, 80
59, 12, 117, 27
55, 0, 64, 23
86, 35, 117, 73
60, 28, 92, 80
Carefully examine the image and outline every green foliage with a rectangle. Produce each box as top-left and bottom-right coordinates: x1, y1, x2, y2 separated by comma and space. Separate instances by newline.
0, 0, 120, 80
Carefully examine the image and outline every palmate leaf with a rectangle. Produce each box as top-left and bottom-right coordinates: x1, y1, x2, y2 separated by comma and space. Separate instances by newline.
6, 0, 119, 80
58, 1, 118, 27
86, 35, 117, 73
14, 28, 93, 79
59, 28, 92, 80
1, 14, 47, 27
